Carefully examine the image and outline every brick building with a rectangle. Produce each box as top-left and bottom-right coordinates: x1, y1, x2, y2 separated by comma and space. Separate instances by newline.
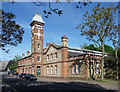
17, 13, 107, 79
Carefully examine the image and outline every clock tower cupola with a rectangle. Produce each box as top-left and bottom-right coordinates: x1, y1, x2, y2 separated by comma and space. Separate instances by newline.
30, 13, 45, 54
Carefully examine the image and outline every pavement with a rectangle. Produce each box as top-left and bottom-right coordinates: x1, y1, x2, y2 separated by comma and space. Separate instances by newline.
37, 77, 119, 90
0, 72, 119, 91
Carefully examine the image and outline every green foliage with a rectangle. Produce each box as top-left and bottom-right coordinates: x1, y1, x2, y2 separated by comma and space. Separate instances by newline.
2, 10, 24, 53
80, 43, 87, 49
104, 44, 114, 53
104, 49, 120, 79
76, 3, 118, 48
84, 44, 98, 51
83, 44, 113, 53
8, 55, 21, 71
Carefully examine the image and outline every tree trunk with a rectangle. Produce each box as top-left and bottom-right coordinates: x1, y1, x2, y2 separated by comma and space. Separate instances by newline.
101, 42, 104, 81
115, 47, 118, 80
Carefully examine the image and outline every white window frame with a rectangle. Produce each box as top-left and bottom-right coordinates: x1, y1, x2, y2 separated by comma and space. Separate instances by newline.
32, 67, 34, 74
55, 53, 57, 59
27, 59, 28, 65
55, 65, 58, 74
37, 56, 41, 62
51, 54, 53, 60
21, 68, 22, 73
76, 64, 80, 74
47, 55, 49, 61
73, 64, 75, 74
96, 63, 99, 74
47, 66, 49, 75
32, 57, 34, 62
51, 66, 53, 74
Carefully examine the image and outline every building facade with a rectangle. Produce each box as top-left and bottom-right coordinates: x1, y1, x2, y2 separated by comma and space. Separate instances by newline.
17, 13, 106, 79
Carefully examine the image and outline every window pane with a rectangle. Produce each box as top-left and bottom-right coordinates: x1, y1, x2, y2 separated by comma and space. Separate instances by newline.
47, 66, 49, 74
55, 53, 57, 59
37, 56, 41, 62
51, 54, 53, 60
76, 64, 80, 74
55, 65, 58, 74
73, 64, 75, 74
47, 55, 49, 61
96, 63, 99, 74
51, 66, 53, 74
38, 44, 40, 49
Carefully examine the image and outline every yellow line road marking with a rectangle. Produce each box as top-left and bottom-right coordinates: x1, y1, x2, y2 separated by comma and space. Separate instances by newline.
0, 80, 10, 87
0, 79, 17, 91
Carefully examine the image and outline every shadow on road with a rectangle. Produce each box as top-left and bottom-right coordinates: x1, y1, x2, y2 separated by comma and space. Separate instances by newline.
1, 76, 110, 92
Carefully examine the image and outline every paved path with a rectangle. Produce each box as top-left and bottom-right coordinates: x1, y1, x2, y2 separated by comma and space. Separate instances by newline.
0, 72, 119, 91
37, 77, 119, 90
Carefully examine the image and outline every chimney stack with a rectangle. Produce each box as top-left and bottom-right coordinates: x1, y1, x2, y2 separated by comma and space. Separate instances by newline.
22, 54, 25, 58
27, 51, 30, 56
61, 35, 68, 47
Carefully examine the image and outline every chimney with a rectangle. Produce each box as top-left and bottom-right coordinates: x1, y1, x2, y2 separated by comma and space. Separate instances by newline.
46, 43, 50, 49
61, 35, 68, 47
22, 54, 25, 58
27, 51, 30, 56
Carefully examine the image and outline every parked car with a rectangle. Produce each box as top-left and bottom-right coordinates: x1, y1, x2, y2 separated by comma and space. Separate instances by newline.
19, 73, 26, 79
25, 74, 37, 81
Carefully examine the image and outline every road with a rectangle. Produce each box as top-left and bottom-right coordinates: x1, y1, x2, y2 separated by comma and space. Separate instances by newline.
0, 72, 115, 92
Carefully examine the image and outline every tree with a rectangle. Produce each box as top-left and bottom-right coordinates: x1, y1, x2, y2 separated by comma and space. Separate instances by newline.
32, 0, 92, 18
1, 10, 24, 53
109, 25, 119, 80
8, 54, 21, 72
76, 3, 118, 80
84, 44, 98, 51
104, 49, 120, 79
80, 43, 87, 48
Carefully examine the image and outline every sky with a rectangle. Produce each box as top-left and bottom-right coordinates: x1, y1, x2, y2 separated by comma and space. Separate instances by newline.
1, 2, 118, 61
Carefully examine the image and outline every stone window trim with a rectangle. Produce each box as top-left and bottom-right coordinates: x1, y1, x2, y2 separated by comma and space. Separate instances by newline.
50, 53, 53, 60
32, 57, 34, 63
54, 52, 58, 60
72, 63, 80, 75
47, 55, 49, 61
55, 65, 58, 74
51, 66, 53, 74
47, 66, 49, 75
37, 56, 41, 62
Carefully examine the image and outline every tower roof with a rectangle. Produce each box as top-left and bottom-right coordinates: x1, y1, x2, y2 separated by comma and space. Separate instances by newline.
30, 13, 45, 25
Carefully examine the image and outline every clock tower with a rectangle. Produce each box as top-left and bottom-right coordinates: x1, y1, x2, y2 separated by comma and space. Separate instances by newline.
30, 13, 45, 54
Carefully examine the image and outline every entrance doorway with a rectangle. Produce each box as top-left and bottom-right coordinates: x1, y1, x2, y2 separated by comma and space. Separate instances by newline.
37, 66, 41, 76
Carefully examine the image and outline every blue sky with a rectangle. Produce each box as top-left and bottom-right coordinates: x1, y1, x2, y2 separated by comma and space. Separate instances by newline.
2, 2, 118, 61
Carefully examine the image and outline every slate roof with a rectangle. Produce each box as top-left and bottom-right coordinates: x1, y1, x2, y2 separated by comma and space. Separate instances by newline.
32, 13, 45, 24
0, 61, 10, 71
